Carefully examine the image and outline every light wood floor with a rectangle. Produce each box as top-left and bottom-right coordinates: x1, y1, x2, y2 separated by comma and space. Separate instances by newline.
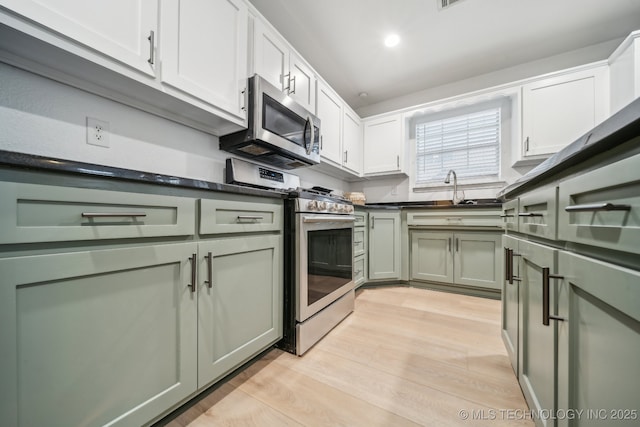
164, 286, 532, 426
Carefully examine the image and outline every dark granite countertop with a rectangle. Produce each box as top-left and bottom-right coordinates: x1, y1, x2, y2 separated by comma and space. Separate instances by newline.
366, 199, 502, 209
0, 150, 287, 199
497, 97, 640, 199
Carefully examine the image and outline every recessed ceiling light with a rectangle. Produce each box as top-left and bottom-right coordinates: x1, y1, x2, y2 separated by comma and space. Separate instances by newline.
384, 34, 400, 48
359, 92, 369, 98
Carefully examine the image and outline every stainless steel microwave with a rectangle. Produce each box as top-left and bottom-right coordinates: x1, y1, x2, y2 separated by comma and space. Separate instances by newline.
219, 74, 321, 169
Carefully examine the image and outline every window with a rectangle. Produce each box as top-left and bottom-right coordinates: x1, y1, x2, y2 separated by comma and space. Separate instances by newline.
415, 106, 501, 184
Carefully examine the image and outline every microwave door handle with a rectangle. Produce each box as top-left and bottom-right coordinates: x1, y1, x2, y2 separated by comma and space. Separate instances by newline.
304, 114, 315, 155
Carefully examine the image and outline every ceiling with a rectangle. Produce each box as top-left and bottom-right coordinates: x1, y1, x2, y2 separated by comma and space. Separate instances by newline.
248, 0, 640, 115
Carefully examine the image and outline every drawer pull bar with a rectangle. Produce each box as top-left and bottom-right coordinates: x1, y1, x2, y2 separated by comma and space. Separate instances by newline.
564, 203, 631, 212
542, 268, 565, 326
204, 252, 213, 288
237, 215, 264, 221
188, 254, 197, 293
82, 212, 147, 218
518, 212, 543, 217
354, 240, 363, 244
500, 214, 514, 218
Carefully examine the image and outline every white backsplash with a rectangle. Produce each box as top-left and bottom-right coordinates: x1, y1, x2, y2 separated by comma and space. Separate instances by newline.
0, 63, 347, 193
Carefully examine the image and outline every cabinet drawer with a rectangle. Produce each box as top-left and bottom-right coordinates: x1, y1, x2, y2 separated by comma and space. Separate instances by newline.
353, 211, 368, 227
354, 228, 366, 257
0, 181, 195, 244
558, 154, 640, 255
518, 186, 557, 240
199, 197, 282, 234
407, 209, 502, 227
501, 199, 519, 231
354, 254, 366, 287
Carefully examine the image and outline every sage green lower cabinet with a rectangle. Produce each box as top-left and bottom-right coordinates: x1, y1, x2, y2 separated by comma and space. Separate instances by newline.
501, 234, 520, 374
411, 230, 502, 290
354, 254, 366, 287
555, 251, 640, 427
197, 235, 282, 388
368, 211, 401, 280
518, 239, 557, 427
0, 243, 198, 427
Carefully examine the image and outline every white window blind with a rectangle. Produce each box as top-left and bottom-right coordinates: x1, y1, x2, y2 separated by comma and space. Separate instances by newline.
415, 107, 500, 183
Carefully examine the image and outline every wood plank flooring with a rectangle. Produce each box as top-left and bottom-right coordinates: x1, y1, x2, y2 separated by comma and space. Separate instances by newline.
164, 286, 532, 426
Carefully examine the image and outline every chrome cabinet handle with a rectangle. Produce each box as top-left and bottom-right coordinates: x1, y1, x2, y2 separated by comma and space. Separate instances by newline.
290, 75, 296, 94
344, 151, 348, 164
282, 73, 291, 92
504, 248, 511, 284
204, 252, 213, 289
320, 135, 323, 150
565, 203, 631, 212
506, 249, 522, 284
455, 238, 459, 252
448, 238, 452, 253
518, 212, 543, 217
240, 88, 246, 112
542, 268, 564, 326
82, 212, 147, 218
188, 254, 197, 293
524, 136, 529, 152
147, 30, 155, 65
396, 155, 400, 169
237, 215, 264, 221
354, 240, 363, 244
500, 214, 514, 218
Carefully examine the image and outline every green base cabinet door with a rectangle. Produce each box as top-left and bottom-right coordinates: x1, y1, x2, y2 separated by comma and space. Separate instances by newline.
0, 243, 198, 427
197, 235, 282, 388
519, 239, 557, 427
556, 252, 640, 427
453, 231, 502, 290
501, 235, 520, 374
369, 212, 401, 280
411, 230, 454, 283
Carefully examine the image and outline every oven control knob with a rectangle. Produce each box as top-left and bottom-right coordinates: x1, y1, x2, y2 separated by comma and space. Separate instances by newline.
317, 201, 327, 210
330, 203, 338, 212
346, 205, 354, 213
306, 200, 317, 211
337, 204, 346, 213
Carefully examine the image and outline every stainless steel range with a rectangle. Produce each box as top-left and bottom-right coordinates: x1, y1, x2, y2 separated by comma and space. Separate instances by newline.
225, 158, 355, 355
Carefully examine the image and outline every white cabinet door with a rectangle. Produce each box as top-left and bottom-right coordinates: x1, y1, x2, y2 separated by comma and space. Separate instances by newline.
253, 18, 289, 92
363, 114, 404, 175
161, 0, 248, 117
521, 66, 608, 158
316, 80, 343, 165
343, 108, 363, 175
252, 17, 316, 111
0, 0, 158, 76
289, 52, 316, 112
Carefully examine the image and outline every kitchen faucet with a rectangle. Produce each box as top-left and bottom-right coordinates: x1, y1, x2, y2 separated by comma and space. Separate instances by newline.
444, 169, 465, 204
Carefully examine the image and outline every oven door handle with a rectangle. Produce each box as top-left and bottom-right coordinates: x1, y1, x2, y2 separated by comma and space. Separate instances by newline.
302, 215, 356, 223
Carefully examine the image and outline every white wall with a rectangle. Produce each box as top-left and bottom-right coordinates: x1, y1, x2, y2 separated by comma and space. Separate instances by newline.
0, 63, 346, 192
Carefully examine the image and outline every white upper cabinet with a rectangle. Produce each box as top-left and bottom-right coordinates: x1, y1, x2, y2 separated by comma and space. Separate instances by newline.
161, 0, 248, 118
363, 113, 405, 176
0, 0, 158, 76
315, 80, 363, 176
342, 107, 363, 175
520, 65, 608, 161
609, 30, 640, 115
252, 17, 315, 112
316, 80, 343, 165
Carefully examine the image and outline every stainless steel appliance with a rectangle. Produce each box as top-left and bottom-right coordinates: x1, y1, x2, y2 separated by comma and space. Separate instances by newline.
225, 158, 355, 355
220, 74, 321, 170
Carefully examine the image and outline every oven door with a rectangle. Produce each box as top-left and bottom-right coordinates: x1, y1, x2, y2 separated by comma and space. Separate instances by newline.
296, 214, 355, 322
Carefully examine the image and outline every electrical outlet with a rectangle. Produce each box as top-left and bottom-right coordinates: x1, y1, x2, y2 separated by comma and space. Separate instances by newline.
87, 117, 110, 147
